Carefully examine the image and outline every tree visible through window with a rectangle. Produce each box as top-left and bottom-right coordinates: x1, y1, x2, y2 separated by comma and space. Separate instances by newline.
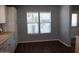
27, 12, 51, 34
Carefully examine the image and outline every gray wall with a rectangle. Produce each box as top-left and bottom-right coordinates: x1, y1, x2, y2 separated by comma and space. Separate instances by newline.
60, 5, 71, 45
16, 5, 60, 42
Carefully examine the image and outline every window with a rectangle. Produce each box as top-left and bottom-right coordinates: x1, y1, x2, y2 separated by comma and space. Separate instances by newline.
27, 12, 39, 34
72, 13, 78, 27
40, 12, 51, 33
27, 12, 51, 34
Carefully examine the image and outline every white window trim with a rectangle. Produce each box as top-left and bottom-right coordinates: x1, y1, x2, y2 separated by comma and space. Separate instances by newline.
26, 12, 51, 34
71, 13, 78, 27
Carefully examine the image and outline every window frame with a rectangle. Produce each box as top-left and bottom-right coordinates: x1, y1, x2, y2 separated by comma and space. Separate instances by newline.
71, 13, 78, 27
39, 12, 51, 34
26, 12, 51, 34
27, 12, 39, 34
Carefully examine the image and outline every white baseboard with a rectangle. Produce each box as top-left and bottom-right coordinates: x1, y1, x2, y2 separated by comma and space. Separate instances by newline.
18, 39, 58, 43
18, 39, 71, 47
58, 39, 71, 47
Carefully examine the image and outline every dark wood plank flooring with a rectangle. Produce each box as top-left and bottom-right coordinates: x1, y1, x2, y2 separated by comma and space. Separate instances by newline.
15, 41, 75, 53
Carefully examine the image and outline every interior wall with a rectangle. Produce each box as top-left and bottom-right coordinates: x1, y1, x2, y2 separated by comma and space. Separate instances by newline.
16, 5, 60, 42
59, 5, 71, 46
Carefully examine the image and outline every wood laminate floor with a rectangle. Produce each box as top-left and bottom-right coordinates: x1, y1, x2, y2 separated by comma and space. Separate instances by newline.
15, 41, 75, 53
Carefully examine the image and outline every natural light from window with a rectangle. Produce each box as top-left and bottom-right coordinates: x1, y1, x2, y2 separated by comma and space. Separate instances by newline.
27, 12, 51, 34
27, 12, 39, 34
40, 12, 51, 33
72, 13, 78, 27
